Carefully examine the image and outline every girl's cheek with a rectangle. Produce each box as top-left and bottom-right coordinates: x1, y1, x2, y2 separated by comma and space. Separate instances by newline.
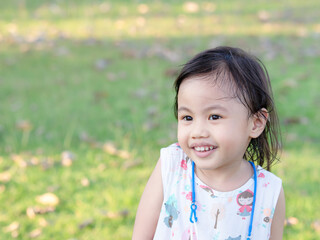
213, 130, 229, 143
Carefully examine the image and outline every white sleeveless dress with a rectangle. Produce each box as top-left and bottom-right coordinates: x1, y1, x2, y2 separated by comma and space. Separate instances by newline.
153, 143, 282, 240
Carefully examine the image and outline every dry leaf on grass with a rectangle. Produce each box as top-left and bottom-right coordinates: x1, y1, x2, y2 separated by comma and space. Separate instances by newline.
117, 150, 131, 160
26, 207, 36, 219
41, 158, 54, 170
97, 163, 106, 171
109, 160, 119, 168
94, 59, 110, 71
103, 142, 133, 160
27, 206, 56, 218
284, 217, 299, 226
38, 218, 49, 227
311, 220, 320, 233
82, 37, 100, 46
46, 185, 60, 192
78, 219, 94, 229
202, 3, 216, 13
149, 45, 181, 63
81, 178, 90, 187
94, 91, 108, 102
146, 106, 158, 117
36, 193, 60, 206
11, 230, 19, 238
137, 4, 149, 14
164, 68, 180, 78
0, 184, 5, 193
285, 133, 298, 142
99, 3, 111, 13
106, 72, 118, 82
54, 46, 70, 56
61, 151, 75, 167
79, 132, 100, 148
283, 117, 309, 126
257, 10, 270, 22
136, 17, 146, 27
11, 154, 28, 168
122, 160, 142, 170
183, 2, 199, 13
103, 209, 130, 219
282, 79, 298, 88
16, 120, 32, 131
121, 49, 140, 59
0, 171, 11, 182
10, 154, 41, 168
4, 221, 19, 232
30, 157, 40, 165
132, 88, 148, 99
143, 121, 158, 131
29, 229, 42, 238
103, 142, 118, 155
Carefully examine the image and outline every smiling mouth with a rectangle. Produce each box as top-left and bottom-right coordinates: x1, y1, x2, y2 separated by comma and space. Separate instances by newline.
194, 146, 217, 152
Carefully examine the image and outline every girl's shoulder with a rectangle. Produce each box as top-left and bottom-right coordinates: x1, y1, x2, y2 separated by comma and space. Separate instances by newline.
256, 165, 282, 183
255, 166, 282, 199
160, 142, 185, 162
159, 143, 189, 190
163, 142, 183, 150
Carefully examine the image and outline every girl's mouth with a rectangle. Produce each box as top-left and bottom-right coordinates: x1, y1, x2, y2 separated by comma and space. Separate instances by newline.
194, 146, 217, 152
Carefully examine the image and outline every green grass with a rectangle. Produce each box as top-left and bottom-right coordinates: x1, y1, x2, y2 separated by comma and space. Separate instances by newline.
0, 0, 320, 239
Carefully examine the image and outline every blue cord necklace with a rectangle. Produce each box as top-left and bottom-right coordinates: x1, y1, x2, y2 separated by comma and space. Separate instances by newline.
189, 161, 257, 240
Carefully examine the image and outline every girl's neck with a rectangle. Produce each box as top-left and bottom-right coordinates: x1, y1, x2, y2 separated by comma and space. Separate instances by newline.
195, 159, 253, 192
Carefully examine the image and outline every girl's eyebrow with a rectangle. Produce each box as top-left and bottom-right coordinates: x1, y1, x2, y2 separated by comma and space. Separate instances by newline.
177, 106, 192, 113
204, 104, 228, 112
178, 105, 228, 113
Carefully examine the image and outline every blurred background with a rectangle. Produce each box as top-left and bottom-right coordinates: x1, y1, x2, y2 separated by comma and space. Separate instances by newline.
0, 0, 319, 239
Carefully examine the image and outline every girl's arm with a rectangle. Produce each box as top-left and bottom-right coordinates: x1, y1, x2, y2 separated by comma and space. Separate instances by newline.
132, 158, 163, 240
269, 186, 285, 240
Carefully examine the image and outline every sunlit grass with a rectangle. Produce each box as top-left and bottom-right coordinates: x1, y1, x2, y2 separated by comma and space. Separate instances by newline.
1, 15, 319, 41
1, 0, 320, 41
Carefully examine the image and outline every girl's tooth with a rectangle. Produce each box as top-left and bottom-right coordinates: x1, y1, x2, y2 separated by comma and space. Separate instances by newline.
195, 146, 216, 151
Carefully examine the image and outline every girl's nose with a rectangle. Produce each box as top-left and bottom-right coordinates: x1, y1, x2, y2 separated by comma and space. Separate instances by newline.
191, 121, 209, 139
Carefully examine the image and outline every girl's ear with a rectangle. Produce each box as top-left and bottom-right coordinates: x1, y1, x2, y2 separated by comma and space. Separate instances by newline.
249, 108, 269, 138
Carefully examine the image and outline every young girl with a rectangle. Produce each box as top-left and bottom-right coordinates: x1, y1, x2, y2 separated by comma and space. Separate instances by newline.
133, 46, 285, 240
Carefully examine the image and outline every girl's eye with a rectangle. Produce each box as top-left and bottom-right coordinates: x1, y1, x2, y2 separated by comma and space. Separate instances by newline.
209, 115, 221, 120
183, 116, 193, 121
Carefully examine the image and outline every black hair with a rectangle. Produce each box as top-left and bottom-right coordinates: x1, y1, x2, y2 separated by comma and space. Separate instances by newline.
174, 46, 281, 170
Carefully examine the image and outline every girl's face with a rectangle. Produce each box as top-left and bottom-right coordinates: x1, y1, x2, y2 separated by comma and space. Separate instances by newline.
177, 77, 256, 180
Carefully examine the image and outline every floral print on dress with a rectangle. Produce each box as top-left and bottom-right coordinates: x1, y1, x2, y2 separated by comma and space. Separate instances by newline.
181, 159, 188, 170
261, 207, 274, 228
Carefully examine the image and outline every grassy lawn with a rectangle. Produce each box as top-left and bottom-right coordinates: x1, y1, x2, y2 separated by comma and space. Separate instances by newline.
0, 0, 320, 239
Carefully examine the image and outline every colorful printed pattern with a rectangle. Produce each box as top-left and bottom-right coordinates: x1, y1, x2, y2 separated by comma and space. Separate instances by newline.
164, 195, 179, 228
153, 144, 282, 240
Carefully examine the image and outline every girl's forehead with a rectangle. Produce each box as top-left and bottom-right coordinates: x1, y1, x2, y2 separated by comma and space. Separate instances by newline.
177, 76, 251, 116
179, 76, 237, 100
